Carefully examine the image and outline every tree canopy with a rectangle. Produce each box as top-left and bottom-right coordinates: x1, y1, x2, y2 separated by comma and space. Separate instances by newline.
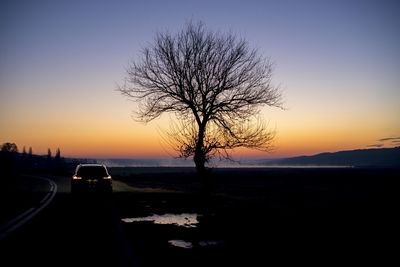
1, 142, 18, 153
119, 22, 282, 172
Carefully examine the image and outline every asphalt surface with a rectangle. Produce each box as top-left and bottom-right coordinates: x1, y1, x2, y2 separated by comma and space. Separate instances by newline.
0, 175, 138, 267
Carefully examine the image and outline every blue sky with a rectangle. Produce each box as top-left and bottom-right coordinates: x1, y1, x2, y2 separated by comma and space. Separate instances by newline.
1, 0, 399, 157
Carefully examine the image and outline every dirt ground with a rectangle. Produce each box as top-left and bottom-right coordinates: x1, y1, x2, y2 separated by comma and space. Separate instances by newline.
111, 167, 399, 266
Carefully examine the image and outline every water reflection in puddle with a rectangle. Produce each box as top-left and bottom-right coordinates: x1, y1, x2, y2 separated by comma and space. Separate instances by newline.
198, 240, 223, 247
122, 213, 224, 249
168, 239, 223, 249
121, 213, 199, 228
168, 240, 193, 249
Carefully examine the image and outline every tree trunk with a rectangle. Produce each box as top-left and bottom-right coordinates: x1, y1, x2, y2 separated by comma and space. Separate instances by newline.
194, 152, 212, 194
193, 125, 206, 174
193, 124, 212, 193
194, 152, 206, 174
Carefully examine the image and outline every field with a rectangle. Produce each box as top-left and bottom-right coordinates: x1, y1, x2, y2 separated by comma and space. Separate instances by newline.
110, 167, 399, 266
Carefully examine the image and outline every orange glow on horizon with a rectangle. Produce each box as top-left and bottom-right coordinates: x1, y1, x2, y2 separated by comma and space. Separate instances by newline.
1, 94, 398, 159
3, 125, 396, 159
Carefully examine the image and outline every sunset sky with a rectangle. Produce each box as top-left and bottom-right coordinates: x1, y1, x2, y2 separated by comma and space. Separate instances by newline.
1, 0, 399, 159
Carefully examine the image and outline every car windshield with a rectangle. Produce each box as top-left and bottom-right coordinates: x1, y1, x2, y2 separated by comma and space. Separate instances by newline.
76, 166, 108, 177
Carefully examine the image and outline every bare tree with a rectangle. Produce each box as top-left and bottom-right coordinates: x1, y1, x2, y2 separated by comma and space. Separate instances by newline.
47, 148, 52, 160
119, 22, 282, 173
55, 148, 61, 160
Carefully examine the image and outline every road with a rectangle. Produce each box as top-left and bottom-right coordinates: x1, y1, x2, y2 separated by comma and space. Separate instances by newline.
0, 175, 138, 267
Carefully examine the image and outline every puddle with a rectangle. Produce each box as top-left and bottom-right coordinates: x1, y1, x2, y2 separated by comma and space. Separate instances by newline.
121, 213, 199, 228
168, 239, 224, 249
168, 240, 193, 249
122, 213, 224, 249
198, 240, 224, 247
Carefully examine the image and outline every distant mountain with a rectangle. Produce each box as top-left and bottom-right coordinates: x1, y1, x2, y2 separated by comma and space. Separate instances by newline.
268, 147, 400, 167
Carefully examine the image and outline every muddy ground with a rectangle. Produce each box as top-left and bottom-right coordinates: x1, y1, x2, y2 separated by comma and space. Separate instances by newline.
111, 167, 399, 266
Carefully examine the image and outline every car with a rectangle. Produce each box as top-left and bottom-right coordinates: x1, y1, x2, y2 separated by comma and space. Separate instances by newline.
71, 164, 112, 193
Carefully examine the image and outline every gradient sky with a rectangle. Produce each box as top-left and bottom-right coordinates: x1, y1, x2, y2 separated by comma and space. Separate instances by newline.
1, 0, 399, 158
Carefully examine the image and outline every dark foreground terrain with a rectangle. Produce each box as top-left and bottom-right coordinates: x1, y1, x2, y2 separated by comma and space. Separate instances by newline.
113, 167, 400, 266
1, 167, 399, 266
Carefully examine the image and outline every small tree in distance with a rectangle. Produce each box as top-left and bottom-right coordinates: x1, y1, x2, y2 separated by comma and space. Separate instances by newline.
1, 142, 18, 153
1, 142, 19, 179
55, 148, 61, 160
119, 21, 283, 174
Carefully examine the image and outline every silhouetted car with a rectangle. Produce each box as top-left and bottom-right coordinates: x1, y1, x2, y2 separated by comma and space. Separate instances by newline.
71, 164, 112, 193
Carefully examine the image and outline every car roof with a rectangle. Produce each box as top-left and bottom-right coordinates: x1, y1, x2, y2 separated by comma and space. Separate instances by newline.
76, 164, 108, 169
78, 164, 106, 167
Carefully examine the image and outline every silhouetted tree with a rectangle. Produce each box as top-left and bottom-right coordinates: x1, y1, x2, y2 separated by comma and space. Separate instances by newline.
1, 142, 18, 153
47, 148, 52, 160
55, 148, 61, 160
27, 146, 33, 171
119, 21, 282, 174
1, 142, 19, 179
53, 148, 65, 174
22, 146, 27, 157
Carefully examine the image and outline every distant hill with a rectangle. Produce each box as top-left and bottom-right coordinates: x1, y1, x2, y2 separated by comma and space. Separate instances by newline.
269, 147, 400, 167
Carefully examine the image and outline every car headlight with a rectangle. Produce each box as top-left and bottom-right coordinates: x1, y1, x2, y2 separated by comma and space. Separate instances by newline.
103, 176, 112, 180
72, 175, 82, 180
